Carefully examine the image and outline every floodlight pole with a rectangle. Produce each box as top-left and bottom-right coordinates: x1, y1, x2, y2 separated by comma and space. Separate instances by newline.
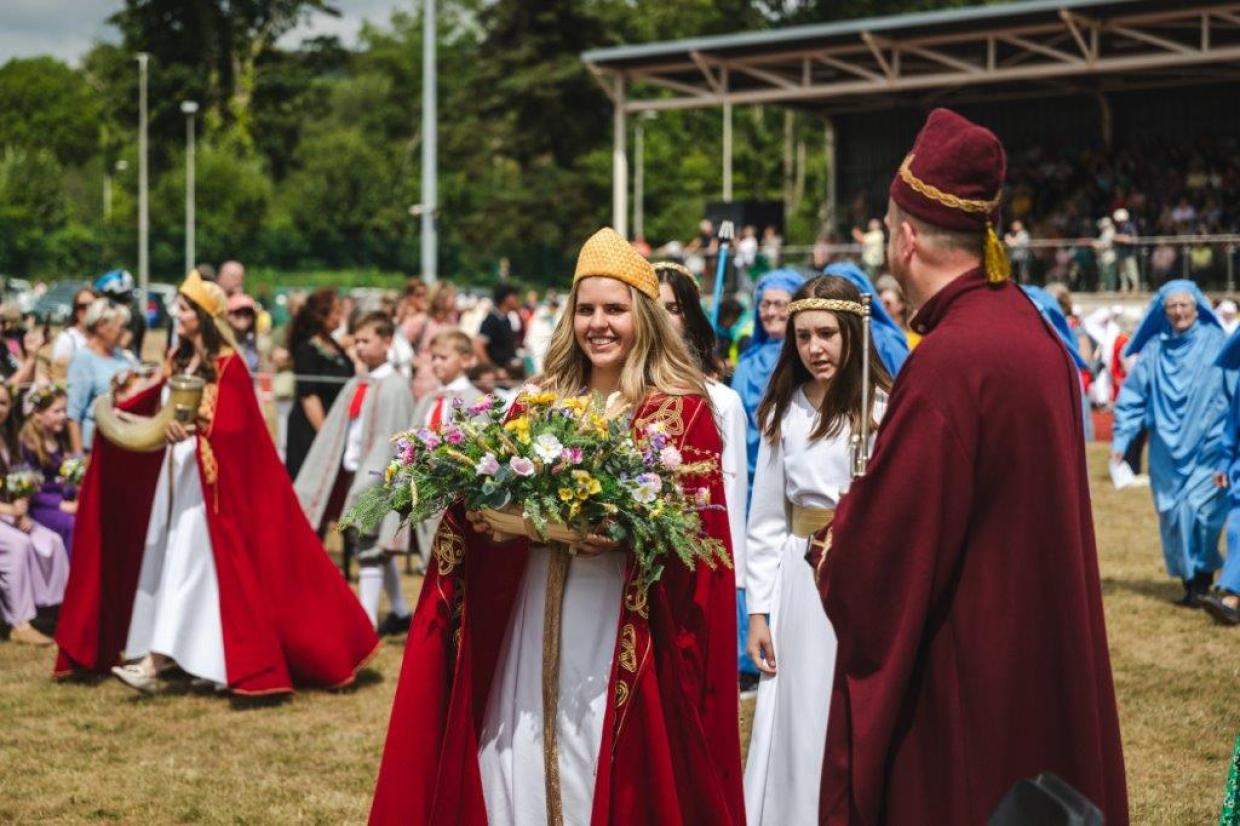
137, 52, 149, 311
421, 0, 438, 284
182, 100, 198, 277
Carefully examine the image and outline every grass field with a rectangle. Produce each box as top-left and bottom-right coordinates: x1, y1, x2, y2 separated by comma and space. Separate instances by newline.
1, 444, 1236, 823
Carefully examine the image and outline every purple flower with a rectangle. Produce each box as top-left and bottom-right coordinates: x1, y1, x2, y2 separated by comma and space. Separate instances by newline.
417, 428, 441, 450
476, 454, 500, 477
509, 456, 536, 477
445, 428, 465, 445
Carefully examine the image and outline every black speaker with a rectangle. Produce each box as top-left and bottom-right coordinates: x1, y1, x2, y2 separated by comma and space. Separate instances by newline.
989, 773, 1105, 826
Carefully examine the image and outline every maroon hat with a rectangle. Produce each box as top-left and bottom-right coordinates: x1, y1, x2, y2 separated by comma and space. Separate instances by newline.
889, 108, 1005, 233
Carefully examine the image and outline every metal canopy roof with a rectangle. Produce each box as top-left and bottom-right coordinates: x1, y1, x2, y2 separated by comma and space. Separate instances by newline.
582, 0, 1240, 114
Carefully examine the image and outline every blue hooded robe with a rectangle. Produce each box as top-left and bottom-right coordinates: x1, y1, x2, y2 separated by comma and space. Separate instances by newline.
1023, 285, 1093, 441
822, 262, 910, 376
1211, 328, 1240, 594
1112, 280, 1232, 581
731, 269, 806, 485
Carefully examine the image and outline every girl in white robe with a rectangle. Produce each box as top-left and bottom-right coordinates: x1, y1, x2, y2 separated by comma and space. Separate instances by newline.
743, 275, 891, 826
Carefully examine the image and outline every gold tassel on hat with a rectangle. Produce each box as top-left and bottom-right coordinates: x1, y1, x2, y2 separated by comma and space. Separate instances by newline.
983, 221, 1011, 285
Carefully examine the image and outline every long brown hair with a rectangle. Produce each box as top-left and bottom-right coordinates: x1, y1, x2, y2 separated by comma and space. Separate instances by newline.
757, 275, 892, 445
540, 277, 708, 408
172, 293, 227, 381
287, 287, 338, 354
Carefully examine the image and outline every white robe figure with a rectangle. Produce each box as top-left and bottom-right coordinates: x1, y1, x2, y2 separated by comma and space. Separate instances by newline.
124, 435, 227, 684
707, 379, 749, 581
477, 547, 625, 825
743, 386, 882, 826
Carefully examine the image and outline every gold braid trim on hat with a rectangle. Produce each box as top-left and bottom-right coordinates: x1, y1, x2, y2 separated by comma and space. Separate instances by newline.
898, 154, 1010, 284
898, 154, 1001, 214
788, 298, 865, 317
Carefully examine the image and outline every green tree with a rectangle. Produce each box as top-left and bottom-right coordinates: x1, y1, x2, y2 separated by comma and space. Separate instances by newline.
0, 58, 102, 166
0, 148, 70, 275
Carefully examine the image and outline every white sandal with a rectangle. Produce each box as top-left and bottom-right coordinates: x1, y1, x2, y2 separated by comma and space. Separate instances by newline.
111, 663, 161, 694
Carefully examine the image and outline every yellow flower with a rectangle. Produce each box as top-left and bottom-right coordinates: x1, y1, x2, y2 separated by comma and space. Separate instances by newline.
504, 416, 532, 445
384, 464, 396, 484
522, 391, 557, 407
586, 478, 602, 496
569, 501, 581, 518
558, 487, 575, 502
561, 396, 589, 413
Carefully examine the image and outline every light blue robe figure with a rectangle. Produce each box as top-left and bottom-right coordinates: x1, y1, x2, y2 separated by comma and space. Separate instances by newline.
731, 268, 803, 682
1112, 280, 1232, 600
1211, 331, 1240, 598
732, 269, 806, 486
823, 261, 909, 376
1023, 285, 1094, 441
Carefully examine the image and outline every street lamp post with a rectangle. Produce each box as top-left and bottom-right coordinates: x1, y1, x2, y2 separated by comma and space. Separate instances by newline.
103, 159, 127, 221
633, 111, 656, 241
421, 0, 437, 284
136, 53, 150, 313
181, 101, 199, 277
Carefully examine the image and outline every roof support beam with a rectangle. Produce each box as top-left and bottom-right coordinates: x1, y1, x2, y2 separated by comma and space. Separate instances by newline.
726, 60, 800, 89
690, 50, 724, 94
1109, 24, 1196, 54
1060, 10, 1098, 63
630, 71, 713, 98
1000, 33, 1085, 66
904, 44, 984, 74
860, 31, 894, 79
816, 52, 885, 82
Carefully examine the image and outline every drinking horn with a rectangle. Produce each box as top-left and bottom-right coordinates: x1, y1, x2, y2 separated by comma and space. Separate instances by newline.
92, 374, 206, 452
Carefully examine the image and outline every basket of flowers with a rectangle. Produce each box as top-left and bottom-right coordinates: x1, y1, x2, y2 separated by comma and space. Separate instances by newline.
344, 388, 728, 593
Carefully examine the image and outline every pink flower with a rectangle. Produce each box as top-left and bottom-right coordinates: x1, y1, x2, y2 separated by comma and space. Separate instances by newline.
509, 456, 536, 477
563, 447, 584, 465
476, 454, 500, 477
659, 446, 682, 469
445, 428, 465, 445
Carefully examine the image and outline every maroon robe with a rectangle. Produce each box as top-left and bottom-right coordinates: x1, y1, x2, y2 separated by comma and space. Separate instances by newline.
817, 269, 1128, 824
54, 353, 379, 694
369, 393, 744, 825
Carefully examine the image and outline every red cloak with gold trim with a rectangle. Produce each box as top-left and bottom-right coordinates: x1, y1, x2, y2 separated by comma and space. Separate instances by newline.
54, 352, 379, 694
369, 393, 744, 825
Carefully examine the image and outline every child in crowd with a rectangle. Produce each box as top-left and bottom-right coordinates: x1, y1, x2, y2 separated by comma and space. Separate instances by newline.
743, 275, 891, 825
295, 312, 417, 634
0, 382, 69, 646
411, 330, 481, 566
19, 385, 77, 554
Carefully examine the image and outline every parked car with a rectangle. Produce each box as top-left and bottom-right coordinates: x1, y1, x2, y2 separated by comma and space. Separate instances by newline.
2, 277, 34, 314
33, 281, 88, 326
146, 282, 178, 327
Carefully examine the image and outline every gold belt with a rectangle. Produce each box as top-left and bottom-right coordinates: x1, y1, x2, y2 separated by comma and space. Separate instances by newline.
791, 504, 835, 538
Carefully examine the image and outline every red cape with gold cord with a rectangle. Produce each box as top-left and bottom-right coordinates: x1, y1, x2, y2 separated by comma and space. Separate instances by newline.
369, 393, 744, 825
53, 352, 379, 695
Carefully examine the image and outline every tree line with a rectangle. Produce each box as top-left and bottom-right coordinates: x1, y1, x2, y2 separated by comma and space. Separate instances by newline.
0, 0, 981, 285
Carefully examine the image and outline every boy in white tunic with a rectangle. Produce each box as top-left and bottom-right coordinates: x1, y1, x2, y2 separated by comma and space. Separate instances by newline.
743, 275, 891, 826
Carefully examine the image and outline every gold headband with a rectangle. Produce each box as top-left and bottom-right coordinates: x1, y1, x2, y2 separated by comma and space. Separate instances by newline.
653, 261, 700, 294
788, 298, 865, 317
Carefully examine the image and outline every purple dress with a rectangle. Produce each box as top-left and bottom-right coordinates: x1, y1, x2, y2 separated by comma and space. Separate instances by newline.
0, 448, 68, 626
22, 446, 75, 556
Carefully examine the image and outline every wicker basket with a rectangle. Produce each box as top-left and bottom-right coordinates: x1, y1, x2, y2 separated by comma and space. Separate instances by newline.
480, 506, 586, 544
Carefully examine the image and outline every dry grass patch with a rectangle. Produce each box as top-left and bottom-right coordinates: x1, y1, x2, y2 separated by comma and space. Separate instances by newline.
0, 445, 1235, 822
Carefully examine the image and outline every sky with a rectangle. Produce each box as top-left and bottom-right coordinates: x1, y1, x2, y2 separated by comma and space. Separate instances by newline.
0, 0, 409, 66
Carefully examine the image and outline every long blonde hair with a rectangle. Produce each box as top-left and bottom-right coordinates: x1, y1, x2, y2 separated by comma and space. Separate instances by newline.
540, 278, 708, 407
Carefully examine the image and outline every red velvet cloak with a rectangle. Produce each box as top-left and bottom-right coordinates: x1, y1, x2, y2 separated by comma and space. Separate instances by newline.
818, 269, 1128, 825
54, 353, 379, 695
369, 393, 744, 825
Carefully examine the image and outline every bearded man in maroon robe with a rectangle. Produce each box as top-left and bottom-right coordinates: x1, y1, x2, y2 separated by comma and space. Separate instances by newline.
812, 108, 1128, 825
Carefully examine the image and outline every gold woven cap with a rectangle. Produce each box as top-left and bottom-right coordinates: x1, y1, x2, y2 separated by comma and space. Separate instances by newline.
573, 227, 658, 300
179, 269, 226, 318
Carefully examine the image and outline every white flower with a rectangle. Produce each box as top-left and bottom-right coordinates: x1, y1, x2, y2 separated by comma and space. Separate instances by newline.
659, 446, 683, 469
533, 433, 563, 463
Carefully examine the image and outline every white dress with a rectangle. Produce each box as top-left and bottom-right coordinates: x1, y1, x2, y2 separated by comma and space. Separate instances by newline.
477, 546, 625, 826
124, 436, 228, 684
743, 387, 882, 826
707, 379, 749, 581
